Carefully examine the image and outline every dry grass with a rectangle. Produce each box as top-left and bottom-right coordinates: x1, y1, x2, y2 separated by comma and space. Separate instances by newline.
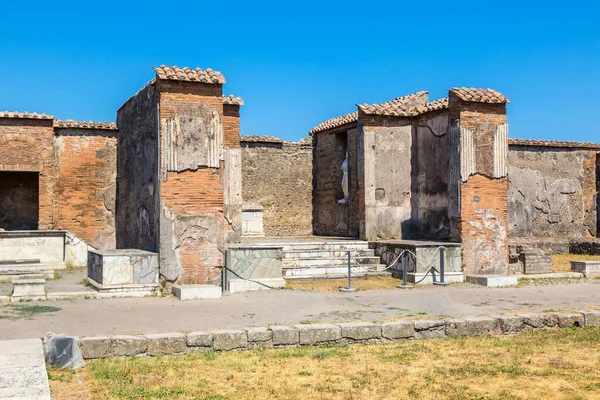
50, 328, 600, 400
286, 276, 404, 292
552, 254, 600, 272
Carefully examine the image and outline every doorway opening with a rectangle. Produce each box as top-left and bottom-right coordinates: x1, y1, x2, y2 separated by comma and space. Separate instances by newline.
0, 171, 39, 230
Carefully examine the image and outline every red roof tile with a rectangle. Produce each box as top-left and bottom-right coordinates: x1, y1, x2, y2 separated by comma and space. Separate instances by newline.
309, 111, 358, 135
509, 138, 600, 150
450, 88, 509, 103
357, 91, 429, 117
0, 111, 53, 120
54, 119, 117, 130
222, 95, 244, 106
153, 65, 226, 84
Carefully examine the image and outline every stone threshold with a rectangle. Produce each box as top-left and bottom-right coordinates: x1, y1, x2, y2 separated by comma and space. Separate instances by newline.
69, 311, 600, 359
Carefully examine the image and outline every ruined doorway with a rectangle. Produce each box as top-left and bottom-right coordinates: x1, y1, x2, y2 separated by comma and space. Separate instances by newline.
0, 171, 39, 230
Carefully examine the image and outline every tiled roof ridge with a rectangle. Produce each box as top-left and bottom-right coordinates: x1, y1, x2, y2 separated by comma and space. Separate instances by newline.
241, 135, 284, 144
153, 65, 226, 84
508, 138, 600, 150
357, 91, 430, 117
309, 111, 358, 135
222, 95, 244, 106
54, 119, 118, 131
450, 87, 509, 104
0, 111, 54, 120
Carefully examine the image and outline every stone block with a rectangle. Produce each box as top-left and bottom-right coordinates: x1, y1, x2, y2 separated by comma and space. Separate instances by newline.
246, 327, 273, 349
172, 284, 222, 300
212, 330, 247, 351
381, 321, 415, 340
80, 336, 111, 359
582, 311, 600, 327
271, 325, 299, 346
146, 333, 187, 356
465, 275, 517, 287
498, 315, 526, 334
446, 317, 501, 337
519, 314, 545, 329
295, 324, 342, 345
571, 261, 600, 278
11, 279, 46, 301
551, 312, 584, 328
228, 278, 286, 293
186, 332, 213, 348
414, 320, 446, 339
111, 335, 148, 357
339, 322, 381, 341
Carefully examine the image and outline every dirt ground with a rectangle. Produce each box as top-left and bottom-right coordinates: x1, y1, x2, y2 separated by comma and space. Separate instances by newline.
49, 327, 600, 400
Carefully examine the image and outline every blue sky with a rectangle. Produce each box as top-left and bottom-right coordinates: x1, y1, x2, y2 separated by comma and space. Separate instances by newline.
1, 1, 598, 142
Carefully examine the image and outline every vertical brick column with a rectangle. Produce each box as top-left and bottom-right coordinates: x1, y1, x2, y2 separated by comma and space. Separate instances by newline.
449, 89, 510, 276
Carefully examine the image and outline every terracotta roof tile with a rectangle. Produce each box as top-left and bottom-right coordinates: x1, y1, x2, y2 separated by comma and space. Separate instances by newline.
309, 111, 358, 135
54, 119, 118, 130
153, 65, 226, 84
222, 95, 244, 106
0, 111, 53, 120
508, 138, 600, 150
357, 91, 429, 117
450, 88, 509, 103
414, 97, 449, 114
241, 135, 284, 144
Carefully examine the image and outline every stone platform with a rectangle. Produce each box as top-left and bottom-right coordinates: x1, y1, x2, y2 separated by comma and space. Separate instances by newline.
571, 260, 600, 278
87, 249, 159, 294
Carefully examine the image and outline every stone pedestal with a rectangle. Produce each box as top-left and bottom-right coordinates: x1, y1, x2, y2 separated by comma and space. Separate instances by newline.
87, 249, 159, 294
241, 205, 264, 237
172, 284, 222, 300
571, 261, 600, 278
11, 279, 46, 301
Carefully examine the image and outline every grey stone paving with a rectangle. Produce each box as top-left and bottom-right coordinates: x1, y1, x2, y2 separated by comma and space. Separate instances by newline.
0, 280, 599, 340
0, 339, 50, 400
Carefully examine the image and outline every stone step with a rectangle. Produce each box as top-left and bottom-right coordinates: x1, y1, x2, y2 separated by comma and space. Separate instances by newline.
282, 256, 382, 268
282, 249, 375, 260
0, 262, 65, 279
283, 264, 387, 278
281, 242, 372, 252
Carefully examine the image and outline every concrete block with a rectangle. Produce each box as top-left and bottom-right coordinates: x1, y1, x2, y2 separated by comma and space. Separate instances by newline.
582, 311, 600, 327
339, 322, 381, 341
212, 330, 247, 351
295, 324, 342, 345
381, 321, 415, 340
172, 284, 222, 300
186, 332, 213, 348
498, 315, 526, 334
80, 336, 111, 359
551, 312, 584, 329
414, 320, 446, 339
228, 278, 286, 293
571, 261, 600, 278
11, 279, 46, 301
466, 275, 517, 287
111, 335, 148, 357
446, 317, 501, 337
271, 325, 299, 346
146, 333, 187, 356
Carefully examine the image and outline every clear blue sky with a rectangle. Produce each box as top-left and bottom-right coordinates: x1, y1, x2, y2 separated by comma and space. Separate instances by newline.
1, 1, 598, 142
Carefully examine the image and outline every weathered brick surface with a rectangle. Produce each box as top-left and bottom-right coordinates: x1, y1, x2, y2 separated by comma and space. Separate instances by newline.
223, 104, 240, 149
56, 129, 116, 249
241, 139, 312, 236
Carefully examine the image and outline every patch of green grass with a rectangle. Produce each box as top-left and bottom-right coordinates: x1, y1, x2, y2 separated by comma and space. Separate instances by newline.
79, 278, 94, 288
52, 272, 63, 280
0, 304, 62, 320
297, 370, 312, 376
299, 319, 315, 324
473, 301, 493, 307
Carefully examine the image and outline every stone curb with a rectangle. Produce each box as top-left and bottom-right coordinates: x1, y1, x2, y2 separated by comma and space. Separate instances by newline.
75, 311, 600, 360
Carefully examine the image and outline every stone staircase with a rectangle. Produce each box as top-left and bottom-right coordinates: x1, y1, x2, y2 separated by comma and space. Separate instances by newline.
281, 240, 386, 279
0, 259, 65, 280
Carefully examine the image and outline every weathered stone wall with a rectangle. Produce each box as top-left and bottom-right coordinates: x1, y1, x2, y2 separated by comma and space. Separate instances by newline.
157, 80, 228, 284
359, 114, 413, 241
415, 111, 450, 240
115, 83, 160, 253
0, 118, 57, 229
508, 147, 598, 238
242, 138, 313, 236
56, 129, 117, 249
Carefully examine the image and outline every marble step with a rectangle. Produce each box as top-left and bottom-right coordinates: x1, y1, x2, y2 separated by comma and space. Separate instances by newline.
283, 264, 386, 279
282, 249, 376, 260
283, 256, 382, 268
0, 262, 65, 279
281, 242, 372, 251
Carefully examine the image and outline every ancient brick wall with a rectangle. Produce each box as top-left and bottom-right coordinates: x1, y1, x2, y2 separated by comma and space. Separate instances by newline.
241, 138, 313, 236
223, 104, 240, 149
55, 129, 117, 249
0, 118, 57, 229
508, 146, 598, 238
115, 83, 160, 252
157, 80, 228, 284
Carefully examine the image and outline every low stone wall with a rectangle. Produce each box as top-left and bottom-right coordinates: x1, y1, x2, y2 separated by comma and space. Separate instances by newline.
569, 238, 600, 255
75, 311, 600, 359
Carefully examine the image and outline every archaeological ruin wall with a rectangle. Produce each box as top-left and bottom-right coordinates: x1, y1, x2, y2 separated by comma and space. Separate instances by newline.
241, 135, 313, 236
